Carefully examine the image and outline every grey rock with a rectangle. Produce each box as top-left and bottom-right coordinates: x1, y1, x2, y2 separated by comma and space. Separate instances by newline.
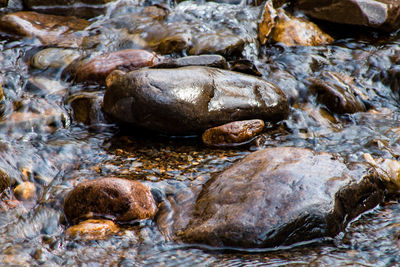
173, 147, 385, 248
297, 0, 400, 31
103, 66, 289, 135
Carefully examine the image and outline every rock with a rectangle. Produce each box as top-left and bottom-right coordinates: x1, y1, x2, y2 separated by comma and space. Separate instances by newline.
202, 119, 265, 147
0, 81, 5, 117
258, 0, 277, 45
363, 153, 400, 193
105, 70, 126, 88
73, 49, 161, 83
68, 92, 105, 125
0, 168, 10, 193
13, 182, 36, 201
297, 0, 400, 32
271, 10, 334, 46
26, 77, 67, 97
153, 33, 192, 55
103, 66, 289, 135
30, 48, 81, 70
65, 219, 119, 240
229, 59, 262, 76
63, 177, 157, 224
23, 0, 115, 18
176, 147, 385, 248
189, 30, 245, 56
0, 109, 67, 134
310, 71, 367, 114
154, 55, 228, 69
0, 12, 89, 47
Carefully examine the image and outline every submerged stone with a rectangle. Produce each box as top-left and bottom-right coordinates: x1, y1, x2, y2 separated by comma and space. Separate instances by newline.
0, 168, 10, 194
63, 177, 157, 224
0, 12, 89, 47
103, 66, 289, 135
65, 219, 119, 240
30, 48, 81, 70
13, 182, 36, 201
175, 147, 385, 248
310, 71, 367, 114
68, 92, 105, 126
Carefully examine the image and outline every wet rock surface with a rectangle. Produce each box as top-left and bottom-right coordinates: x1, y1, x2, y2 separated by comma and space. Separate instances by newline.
1, 0, 400, 265
0, 12, 89, 47
297, 0, 400, 31
103, 66, 289, 135
202, 119, 265, 147
72, 49, 161, 83
63, 177, 157, 224
310, 71, 367, 114
0, 168, 10, 193
271, 11, 334, 46
175, 147, 385, 248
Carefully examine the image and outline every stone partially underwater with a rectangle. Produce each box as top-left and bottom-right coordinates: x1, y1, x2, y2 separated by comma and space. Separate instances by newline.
103, 66, 289, 135
164, 147, 387, 248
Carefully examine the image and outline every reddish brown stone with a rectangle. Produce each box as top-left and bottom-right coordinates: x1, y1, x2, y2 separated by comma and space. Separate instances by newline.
0, 12, 89, 47
202, 119, 265, 147
74, 49, 161, 83
271, 11, 334, 46
63, 177, 157, 224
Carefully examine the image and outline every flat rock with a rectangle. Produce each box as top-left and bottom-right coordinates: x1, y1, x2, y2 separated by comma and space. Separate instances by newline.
0, 12, 89, 47
63, 177, 157, 224
174, 147, 385, 248
103, 66, 289, 135
297, 0, 400, 32
202, 119, 265, 147
65, 219, 119, 240
73, 49, 161, 83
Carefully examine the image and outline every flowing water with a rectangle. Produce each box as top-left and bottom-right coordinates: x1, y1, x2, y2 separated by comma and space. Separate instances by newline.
1, 0, 400, 266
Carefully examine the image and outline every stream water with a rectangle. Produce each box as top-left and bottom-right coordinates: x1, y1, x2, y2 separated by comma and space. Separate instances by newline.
1, 0, 400, 266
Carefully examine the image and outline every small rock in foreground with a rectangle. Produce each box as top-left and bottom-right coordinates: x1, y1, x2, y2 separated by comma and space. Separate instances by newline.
63, 177, 157, 224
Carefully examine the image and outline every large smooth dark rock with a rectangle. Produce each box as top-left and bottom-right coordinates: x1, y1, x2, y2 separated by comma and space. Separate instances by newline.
174, 147, 385, 248
103, 66, 289, 135
297, 0, 400, 32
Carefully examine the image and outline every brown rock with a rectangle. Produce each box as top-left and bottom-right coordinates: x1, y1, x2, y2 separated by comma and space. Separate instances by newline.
23, 0, 116, 18
74, 49, 161, 83
105, 70, 126, 88
189, 30, 245, 56
13, 182, 36, 201
63, 177, 157, 224
271, 11, 334, 46
0, 12, 89, 47
202, 119, 265, 147
175, 147, 385, 248
68, 92, 105, 125
0, 168, 10, 193
30, 48, 81, 70
258, 0, 277, 45
297, 0, 400, 32
310, 71, 367, 114
65, 219, 119, 240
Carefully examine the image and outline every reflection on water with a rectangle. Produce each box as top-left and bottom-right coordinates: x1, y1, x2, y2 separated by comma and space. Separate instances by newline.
0, 0, 400, 266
